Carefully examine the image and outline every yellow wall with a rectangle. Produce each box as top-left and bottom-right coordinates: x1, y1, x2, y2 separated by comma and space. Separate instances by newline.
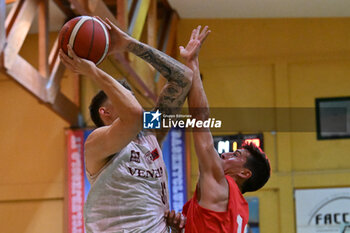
0, 33, 74, 233
178, 18, 350, 233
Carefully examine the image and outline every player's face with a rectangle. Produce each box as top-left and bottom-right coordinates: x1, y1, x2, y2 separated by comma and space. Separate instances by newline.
221, 149, 249, 175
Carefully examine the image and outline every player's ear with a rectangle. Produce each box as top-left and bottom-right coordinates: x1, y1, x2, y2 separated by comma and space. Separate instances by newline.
99, 107, 111, 119
99, 107, 112, 125
99, 107, 108, 115
238, 168, 252, 180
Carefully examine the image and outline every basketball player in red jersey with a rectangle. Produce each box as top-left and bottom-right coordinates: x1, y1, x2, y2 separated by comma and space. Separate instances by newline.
166, 26, 271, 233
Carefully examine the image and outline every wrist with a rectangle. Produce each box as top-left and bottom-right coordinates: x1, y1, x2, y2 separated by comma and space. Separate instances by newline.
186, 60, 199, 70
86, 63, 99, 78
125, 37, 139, 52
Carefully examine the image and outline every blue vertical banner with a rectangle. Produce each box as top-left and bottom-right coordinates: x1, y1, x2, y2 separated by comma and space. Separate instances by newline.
162, 128, 187, 212
83, 130, 93, 201
246, 197, 260, 233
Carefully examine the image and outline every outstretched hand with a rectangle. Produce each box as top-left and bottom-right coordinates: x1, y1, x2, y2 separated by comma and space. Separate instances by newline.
164, 210, 186, 233
95, 16, 131, 55
179, 25, 210, 63
59, 45, 96, 76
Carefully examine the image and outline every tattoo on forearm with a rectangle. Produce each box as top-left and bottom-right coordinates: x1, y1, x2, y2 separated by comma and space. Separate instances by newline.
128, 41, 191, 119
127, 42, 187, 87
156, 90, 187, 115
138, 50, 172, 77
166, 85, 181, 96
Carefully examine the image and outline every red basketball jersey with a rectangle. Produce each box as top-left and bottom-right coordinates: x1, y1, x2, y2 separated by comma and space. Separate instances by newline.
183, 175, 249, 233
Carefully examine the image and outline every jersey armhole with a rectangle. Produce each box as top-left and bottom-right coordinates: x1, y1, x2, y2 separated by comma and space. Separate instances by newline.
85, 154, 115, 184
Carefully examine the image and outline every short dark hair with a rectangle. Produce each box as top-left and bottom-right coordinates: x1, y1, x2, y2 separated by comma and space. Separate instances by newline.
241, 143, 271, 194
89, 80, 132, 127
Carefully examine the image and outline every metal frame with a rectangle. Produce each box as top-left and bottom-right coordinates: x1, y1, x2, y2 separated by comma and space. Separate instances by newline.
315, 96, 350, 140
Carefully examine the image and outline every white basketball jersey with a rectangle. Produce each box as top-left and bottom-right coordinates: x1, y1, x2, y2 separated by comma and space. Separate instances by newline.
84, 133, 170, 233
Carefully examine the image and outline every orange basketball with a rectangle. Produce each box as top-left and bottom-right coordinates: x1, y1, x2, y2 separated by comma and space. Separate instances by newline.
58, 16, 110, 65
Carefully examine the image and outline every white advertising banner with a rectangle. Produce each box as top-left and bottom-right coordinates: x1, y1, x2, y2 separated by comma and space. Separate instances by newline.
295, 188, 350, 233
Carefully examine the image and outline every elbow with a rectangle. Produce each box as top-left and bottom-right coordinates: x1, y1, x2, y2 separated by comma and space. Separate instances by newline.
195, 143, 215, 159
203, 141, 215, 153
130, 105, 143, 120
195, 137, 215, 154
124, 104, 143, 124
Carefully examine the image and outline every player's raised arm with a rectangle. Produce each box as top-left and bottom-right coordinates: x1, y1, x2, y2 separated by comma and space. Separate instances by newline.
181, 26, 229, 210
100, 17, 193, 143
59, 46, 143, 175
181, 27, 222, 178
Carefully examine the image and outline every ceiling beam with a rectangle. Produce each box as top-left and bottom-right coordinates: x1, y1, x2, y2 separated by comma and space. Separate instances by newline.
161, 11, 178, 55
128, 0, 150, 40
52, 0, 75, 19
117, 0, 128, 31
46, 56, 66, 104
88, 0, 116, 21
147, 0, 157, 48
155, 10, 178, 93
146, 0, 157, 90
160, 0, 172, 11
38, 0, 49, 77
6, 54, 48, 102
5, 0, 23, 36
4, 0, 39, 69
68, 0, 120, 26
111, 53, 157, 102
103, 0, 118, 5
49, 37, 59, 72
67, 0, 89, 15
1, 0, 80, 126
51, 92, 80, 126
5, 53, 80, 126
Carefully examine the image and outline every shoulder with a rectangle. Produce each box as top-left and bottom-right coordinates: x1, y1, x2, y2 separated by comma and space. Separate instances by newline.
84, 126, 108, 147
141, 130, 156, 139
226, 176, 248, 206
139, 131, 159, 146
142, 130, 158, 142
226, 176, 241, 196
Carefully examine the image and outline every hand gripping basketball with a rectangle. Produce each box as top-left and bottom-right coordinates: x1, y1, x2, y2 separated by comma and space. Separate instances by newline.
59, 45, 96, 76
94, 16, 132, 55
58, 16, 110, 65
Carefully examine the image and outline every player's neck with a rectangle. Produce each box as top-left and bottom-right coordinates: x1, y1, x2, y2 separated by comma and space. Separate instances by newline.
231, 175, 244, 194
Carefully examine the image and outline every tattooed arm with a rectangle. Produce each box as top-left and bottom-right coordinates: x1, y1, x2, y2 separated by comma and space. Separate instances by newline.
101, 17, 193, 143
127, 41, 193, 142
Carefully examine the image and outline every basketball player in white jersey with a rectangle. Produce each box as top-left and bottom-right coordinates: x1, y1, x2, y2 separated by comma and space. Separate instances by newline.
59, 17, 193, 233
